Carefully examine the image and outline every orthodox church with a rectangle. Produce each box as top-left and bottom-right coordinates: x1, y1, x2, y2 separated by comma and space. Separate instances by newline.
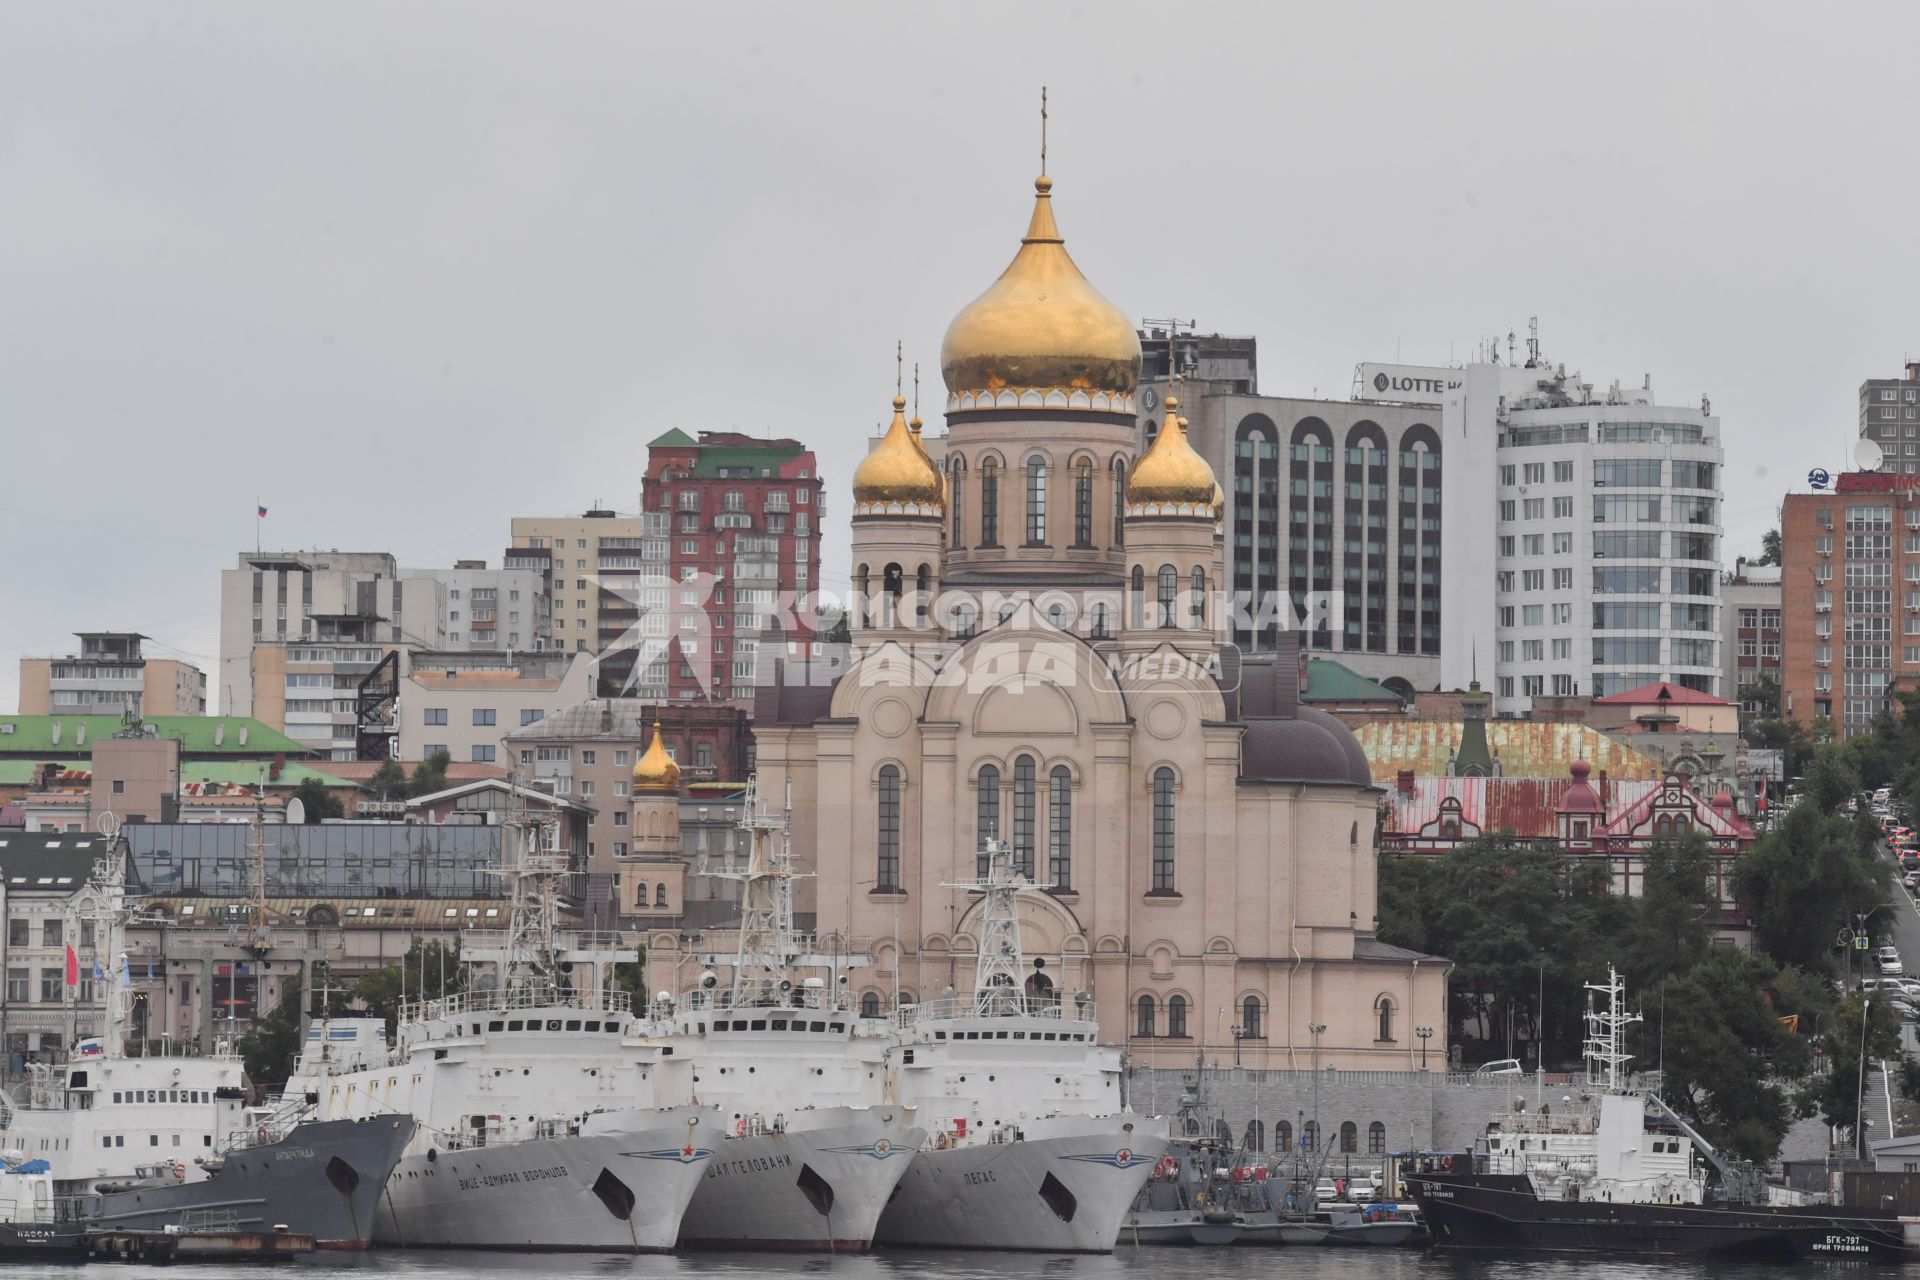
651, 168, 1450, 1070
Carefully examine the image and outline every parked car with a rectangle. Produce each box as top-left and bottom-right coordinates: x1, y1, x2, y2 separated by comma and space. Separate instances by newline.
1474, 1058, 1524, 1078
1879, 947, 1904, 977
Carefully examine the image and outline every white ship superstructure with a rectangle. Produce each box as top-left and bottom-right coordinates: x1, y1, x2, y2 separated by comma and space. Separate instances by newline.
874, 841, 1169, 1252
634, 779, 923, 1252
291, 812, 718, 1251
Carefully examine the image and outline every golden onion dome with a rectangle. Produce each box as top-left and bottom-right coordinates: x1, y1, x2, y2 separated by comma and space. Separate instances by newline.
1127, 396, 1217, 510
908, 414, 947, 504
1211, 480, 1226, 521
853, 396, 943, 514
631, 721, 681, 793
940, 175, 1141, 410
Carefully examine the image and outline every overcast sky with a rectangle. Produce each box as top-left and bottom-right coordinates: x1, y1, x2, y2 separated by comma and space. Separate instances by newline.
3, 2, 1915, 713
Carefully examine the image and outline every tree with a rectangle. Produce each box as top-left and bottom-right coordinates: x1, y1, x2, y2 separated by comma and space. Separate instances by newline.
408, 748, 452, 798
236, 974, 349, 1089
1657, 949, 1814, 1163
1619, 833, 1715, 992
289, 776, 343, 823
1737, 799, 1887, 973
367, 758, 410, 802
353, 937, 465, 1038
1756, 527, 1782, 567
1804, 992, 1902, 1147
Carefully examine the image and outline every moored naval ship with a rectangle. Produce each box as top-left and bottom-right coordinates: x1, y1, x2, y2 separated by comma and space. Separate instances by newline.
0, 838, 409, 1248
631, 778, 923, 1251
874, 841, 1168, 1252
284, 809, 718, 1251
1408, 967, 1920, 1261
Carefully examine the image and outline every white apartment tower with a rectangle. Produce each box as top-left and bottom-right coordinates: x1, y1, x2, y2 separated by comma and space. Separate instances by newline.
1441, 357, 1724, 715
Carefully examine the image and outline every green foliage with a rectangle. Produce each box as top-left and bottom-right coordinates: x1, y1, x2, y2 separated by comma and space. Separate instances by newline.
367, 758, 410, 801
1656, 949, 1815, 1163
1803, 992, 1902, 1144
408, 749, 452, 798
289, 776, 344, 823
1618, 833, 1715, 992
236, 982, 305, 1088
353, 937, 464, 1039
1736, 799, 1887, 973
1757, 528, 1782, 567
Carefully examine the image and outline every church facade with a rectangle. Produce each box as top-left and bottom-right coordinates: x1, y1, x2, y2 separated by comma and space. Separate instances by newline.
649, 170, 1450, 1070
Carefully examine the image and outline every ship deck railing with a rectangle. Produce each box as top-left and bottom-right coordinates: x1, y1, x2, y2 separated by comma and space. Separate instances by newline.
894, 993, 1096, 1028
403, 986, 634, 1024
666, 987, 854, 1015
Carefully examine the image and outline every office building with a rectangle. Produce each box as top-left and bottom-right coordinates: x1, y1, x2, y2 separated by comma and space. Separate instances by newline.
1859, 361, 1920, 473
400, 560, 552, 653
396, 649, 595, 765
18, 633, 207, 718
1781, 473, 1920, 738
1142, 339, 1444, 693
1440, 355, 1724, 714
507, 507, 652, 683
1722, 560, 1783, 717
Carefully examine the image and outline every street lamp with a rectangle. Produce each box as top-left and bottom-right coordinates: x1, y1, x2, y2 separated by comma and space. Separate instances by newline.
1309, 1022, 1327, 1171
1416, 1026, 1434, 1071
1857, 990, 1874, 1162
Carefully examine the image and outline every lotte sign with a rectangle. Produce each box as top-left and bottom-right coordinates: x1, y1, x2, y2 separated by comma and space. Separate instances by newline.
1357, 363, 1463, 407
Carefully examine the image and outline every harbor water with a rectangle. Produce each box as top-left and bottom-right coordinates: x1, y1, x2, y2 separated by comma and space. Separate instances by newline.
63, 1251, 1918, 1280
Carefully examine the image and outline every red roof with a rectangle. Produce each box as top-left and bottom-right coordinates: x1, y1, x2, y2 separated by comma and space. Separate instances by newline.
1591, 681, 1730, 707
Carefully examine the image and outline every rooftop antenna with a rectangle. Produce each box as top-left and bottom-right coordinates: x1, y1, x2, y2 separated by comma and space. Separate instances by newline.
1142, 317, 1197, 390
1040, 85, 1047, 177
913, 363, 920, 420
1526, 316, 1540, 368
895, 338, 903, 398
1507, 330, 1516, 367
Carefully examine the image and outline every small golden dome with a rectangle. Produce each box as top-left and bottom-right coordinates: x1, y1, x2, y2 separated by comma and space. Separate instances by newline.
1211, 481, 1225, 519
1128, 396, 1217, 509
908, 414, 947, 505
631, 721, 681, 793
940, 176, 1140, 408
853, 395, 943, 513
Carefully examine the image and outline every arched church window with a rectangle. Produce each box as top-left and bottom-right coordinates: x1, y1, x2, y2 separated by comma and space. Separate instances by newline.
1130, 566, 1146, 629
1074, 458, 1094, 546
950, 457, 967, 548
876, 765, 902, 890
1112, 459, 1128, 547
1368, 1122, 1386, 1155
882, 563, 904, 628
1245, 1119, 1266, 1152
1136, 994, 1156, 1037
655, 883, 668, 909
1047, 602, 1066, 629
1340, 1121, 1358, 1154
1048, 766, 1072, 889
1190, 565, 1206, 628
1241, 995, 1262, 1039
1375, 995, 1395, 1043
1026, 457, 1048, 545
854, 564, 870, 628
1091, 601, 1110, 640
634, 882, 649, 909
1012, 755, 1036, 877
1276, 1120, 1292, 1154
915, 564, 931, 627
1157, 565, 1178, 628
979, 459, 1000, 548
861, 992, 881, 1018
1302, 1120, 1320, 1152
976, 765, 1001, 876
954, 599, 978, 640
1167, 993, 1189, 1038
1152, 767, 1177, 891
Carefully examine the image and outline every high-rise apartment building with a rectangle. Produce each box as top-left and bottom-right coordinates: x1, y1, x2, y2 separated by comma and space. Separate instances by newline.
507, 508, 650, 685
18, 633, 206, 717
1781, 474, 1920, 738
1722, 560, 1783, 717
1142, 334, 1444, 692
400, 560, 551, 653
1859, 361, 1920, 473
1441, 357, 1724, 714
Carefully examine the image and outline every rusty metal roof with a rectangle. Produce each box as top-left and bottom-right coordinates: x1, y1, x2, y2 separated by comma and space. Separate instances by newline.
1354, 719, 1664, 783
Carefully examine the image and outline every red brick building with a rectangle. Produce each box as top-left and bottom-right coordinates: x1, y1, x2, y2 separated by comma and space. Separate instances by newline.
1781, 475, 1920, 738
641, 430, 824, 706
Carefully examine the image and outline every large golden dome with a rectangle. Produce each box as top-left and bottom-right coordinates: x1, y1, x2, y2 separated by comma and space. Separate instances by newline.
852, 396, 943, 516
632, 721, 681, 793
1127, 397, 1217, 513
940, 175, 1141, 414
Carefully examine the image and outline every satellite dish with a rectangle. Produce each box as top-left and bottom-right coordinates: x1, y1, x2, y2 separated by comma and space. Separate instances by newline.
1857, 438, 1886, 472
286, 797, 307, 825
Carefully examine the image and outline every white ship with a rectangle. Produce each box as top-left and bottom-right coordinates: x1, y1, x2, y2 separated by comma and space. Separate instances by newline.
633, 779, 924, 1252
288, 812, 718, 1251
874, 840, 1169, 1252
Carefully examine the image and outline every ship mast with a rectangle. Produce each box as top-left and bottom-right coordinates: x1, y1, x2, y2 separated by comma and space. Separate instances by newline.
1582, 964, 1641, 1092
698, 778, 804, 1006
943, 838, 1049, 1016
498, 790, 569, 994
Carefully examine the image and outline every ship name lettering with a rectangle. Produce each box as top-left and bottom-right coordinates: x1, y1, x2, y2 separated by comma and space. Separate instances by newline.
275, 1147, 316, 1162
1813, 1236, 1868, 1254
704, 1153, 794, 1179
964, 1170, 996, 1185
457, 1165, 570, 1192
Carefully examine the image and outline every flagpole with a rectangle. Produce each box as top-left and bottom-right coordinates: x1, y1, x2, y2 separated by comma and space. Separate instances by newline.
256, 497, 261, 557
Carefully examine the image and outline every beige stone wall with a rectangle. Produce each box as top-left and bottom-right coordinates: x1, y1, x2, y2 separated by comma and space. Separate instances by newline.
16, 659, 50, 715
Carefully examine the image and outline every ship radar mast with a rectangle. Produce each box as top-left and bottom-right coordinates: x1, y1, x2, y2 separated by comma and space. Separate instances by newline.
1582, 964, 1641, 1093
698, 777, 809, 1007
943, 838, 1052, 1016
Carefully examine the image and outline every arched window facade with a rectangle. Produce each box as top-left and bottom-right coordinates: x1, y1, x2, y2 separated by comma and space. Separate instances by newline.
1167, 993, 1188, 1038
1073, 458, 1094, 546
979, 458, 1000, 548
1026, 457, 1048, 544
1190, 565, 1206, 629
950, 457, 967, 548
1276, 1120, 1293, 1155
654, 883, 667, 908
633, 885, 649, 911
1397, 425, 1443, 657
1241, 995, 1262, 1039
1130, 565, 1146, 629
1157, 564, 1178, 628
915, 564, 931, 627
1302, 1120, 1320, 1153
881, 563, 904, 628
1090, 601, 1110, 640
1376, 995, 1395, 1043
1289, 418, 1335, 650
861, 992, 881, 1018
1340, 1121, 1358, 1154
1048, 766, 1072, 889
1152, 767, 1177, 891
1344, 421, 1390, 653
876, 765, 902, 889
1232, 414, 1281, 652
1245, 1119, 1266, 1153
953, 599, 978, 640
854, 564, 870, 628
1012, 755, 1037, 877
1136, 994, 1156, 1037
976, 765, 1000, 876
1368, 1121, 1386, 1155
1112, 458, 1127, 547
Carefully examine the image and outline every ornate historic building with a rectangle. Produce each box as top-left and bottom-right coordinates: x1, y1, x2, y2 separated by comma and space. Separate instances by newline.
648, 169, 1450, 1070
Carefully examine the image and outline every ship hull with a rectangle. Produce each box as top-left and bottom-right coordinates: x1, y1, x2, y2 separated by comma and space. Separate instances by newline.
876, 1125, 1167, 1252
1410, 1172, 1920, 1261
675, 1108, 924, 1252
373, 1112, 711, 1252
88, 1117, 413, 1249
0, 1222, 85, 1260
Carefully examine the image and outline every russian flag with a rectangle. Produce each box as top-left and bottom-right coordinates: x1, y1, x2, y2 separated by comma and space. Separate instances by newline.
258, 504, 268, 518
